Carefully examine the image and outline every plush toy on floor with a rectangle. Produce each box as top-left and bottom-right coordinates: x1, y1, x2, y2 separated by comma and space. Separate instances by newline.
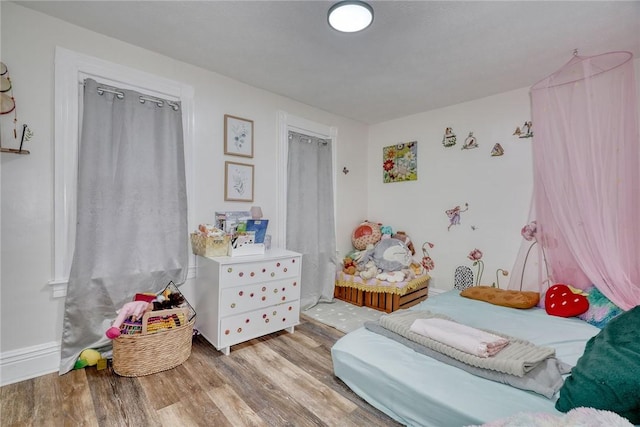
74, 348, 101, 369
105, 300, 152, 339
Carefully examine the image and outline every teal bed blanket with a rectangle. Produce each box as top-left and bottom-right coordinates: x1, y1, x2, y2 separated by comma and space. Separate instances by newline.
332, 291, 600, 427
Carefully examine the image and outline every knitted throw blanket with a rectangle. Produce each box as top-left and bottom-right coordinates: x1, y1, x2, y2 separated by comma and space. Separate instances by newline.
378, 309, 555, 377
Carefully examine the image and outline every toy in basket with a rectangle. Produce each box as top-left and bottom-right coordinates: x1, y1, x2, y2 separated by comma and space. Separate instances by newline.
112, 307, 195, 377
191, 224, 230, 257
119, 308, 188, 336
106, 282, 196, 339
108, 282, 197, 377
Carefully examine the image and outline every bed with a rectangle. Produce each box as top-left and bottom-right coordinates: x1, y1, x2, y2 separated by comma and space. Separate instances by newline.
331, 290, 602, 427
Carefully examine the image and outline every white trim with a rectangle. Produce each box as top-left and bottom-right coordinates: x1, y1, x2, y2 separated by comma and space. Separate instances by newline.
47, 266, 197, 299
276, 112, 337, 250
428, 287, 447, 298
48, 279, 69, 299
51, 47, 195, 297
0, 342, 60, 386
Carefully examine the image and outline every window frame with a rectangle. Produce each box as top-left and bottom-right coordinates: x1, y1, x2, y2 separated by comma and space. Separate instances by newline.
50, 47, 195, 297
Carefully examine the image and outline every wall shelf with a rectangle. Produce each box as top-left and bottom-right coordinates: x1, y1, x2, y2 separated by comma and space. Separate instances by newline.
0, 147, 30, 154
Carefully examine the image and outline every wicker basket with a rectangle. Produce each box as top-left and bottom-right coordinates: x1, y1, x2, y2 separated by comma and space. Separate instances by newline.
190, 233, 229, 257
112, 308, 194, 377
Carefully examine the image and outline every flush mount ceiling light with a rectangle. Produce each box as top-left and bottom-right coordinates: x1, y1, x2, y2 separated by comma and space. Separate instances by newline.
328, 1, 374, 33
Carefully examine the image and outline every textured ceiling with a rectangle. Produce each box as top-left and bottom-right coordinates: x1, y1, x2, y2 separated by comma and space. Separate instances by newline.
14, 1, 640, 124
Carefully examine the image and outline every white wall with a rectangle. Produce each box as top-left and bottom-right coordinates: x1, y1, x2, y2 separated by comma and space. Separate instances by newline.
367, 88, 536, 291
0, 2, 368, 384
368, 59, 640, 292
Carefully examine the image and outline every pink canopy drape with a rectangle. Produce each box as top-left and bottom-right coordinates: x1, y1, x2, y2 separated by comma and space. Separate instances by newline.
523, 52, 639, 310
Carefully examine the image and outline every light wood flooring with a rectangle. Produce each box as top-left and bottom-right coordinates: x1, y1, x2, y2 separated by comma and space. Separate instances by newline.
1, 315, 401, 427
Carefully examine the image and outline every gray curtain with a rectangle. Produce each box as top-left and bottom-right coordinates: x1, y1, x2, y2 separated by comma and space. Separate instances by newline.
286, 130, 337, 309
59, 78, 188, 374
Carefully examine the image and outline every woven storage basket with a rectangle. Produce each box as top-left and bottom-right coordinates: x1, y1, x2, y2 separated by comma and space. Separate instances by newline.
190, 233, 229, 257
112, 308, 194, 377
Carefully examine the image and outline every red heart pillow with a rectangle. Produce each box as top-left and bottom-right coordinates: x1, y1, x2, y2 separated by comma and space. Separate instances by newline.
545, 284, 589, 317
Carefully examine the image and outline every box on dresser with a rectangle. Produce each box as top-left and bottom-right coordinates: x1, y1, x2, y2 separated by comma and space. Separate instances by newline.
194, 249, 302, 355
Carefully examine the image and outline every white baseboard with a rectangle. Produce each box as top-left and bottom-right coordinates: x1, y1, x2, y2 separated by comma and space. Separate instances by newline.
428, 287, 447, 297
0, 341, 60, 386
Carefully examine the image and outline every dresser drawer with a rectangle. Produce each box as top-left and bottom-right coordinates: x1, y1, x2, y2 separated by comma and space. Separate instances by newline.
220, 256, 300, 287
196, 250, 302, 355
219, 278, 300, 317
219, 301, 300, 348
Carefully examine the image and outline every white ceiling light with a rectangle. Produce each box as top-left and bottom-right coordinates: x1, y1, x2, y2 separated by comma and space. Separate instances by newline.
328, 1, 374, 33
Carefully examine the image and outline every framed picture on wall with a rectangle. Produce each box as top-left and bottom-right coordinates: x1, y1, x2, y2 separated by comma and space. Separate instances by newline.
224, 161, 254, 202
224, 114, 254, 158
383, 141, 418, 183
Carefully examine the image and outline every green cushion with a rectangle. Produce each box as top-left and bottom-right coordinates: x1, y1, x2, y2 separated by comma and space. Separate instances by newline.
556, 306, 640, 424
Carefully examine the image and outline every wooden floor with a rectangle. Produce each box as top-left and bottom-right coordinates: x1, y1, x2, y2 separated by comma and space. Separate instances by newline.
1, 315, 401, 427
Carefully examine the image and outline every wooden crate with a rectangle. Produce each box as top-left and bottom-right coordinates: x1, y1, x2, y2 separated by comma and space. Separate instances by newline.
334, 279, 429, 313
364, 281, 429, 313
334, 285, 364, 306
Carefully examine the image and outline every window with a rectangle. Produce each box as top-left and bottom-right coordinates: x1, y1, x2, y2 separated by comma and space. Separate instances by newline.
275, 111, 337, 249
50, 47, 195, 297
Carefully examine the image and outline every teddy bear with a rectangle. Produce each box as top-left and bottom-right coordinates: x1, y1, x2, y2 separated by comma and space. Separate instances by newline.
342, 257, 357, 275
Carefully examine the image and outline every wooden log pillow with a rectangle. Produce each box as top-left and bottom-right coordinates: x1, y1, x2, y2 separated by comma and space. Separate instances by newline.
460, 286, 540, 309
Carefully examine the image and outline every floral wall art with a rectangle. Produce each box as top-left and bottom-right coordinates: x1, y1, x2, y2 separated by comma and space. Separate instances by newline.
383, 141, 417, 183
224, 161, 254, 202
224, 114, 254, 158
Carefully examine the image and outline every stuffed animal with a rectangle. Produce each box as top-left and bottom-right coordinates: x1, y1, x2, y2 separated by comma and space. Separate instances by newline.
545, 284, 589, 317
359, 261, 379, 280
105, 300, 153, 339
376, 271, 406, 282
357, 238, 412, 272
352, 221, 382, 250
342, 257, 357, 275
152, 289, 185, 311
380, 225, 393, 239
405, 262, 423, 278
74, 348, 102, 369
392, 231, 415, 255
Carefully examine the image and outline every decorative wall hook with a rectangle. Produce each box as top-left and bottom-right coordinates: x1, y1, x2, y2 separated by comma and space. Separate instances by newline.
513, 121, 533, 138
461, 132, 478, 150
442, 127, 456, 147
491, 143, 504, 157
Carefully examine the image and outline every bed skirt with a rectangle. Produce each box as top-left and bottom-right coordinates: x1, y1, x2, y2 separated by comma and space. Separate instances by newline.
334, 271, 430, 313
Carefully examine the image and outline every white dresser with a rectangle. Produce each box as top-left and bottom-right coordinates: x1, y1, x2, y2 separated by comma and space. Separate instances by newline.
195, 249, 302, 355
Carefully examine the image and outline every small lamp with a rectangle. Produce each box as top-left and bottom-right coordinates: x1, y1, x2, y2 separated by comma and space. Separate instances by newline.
328, 1, 374, 33
250, 206, 263, 219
